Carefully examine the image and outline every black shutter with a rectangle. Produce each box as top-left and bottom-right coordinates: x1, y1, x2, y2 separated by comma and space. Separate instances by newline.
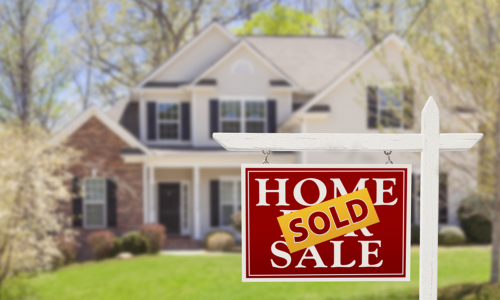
147, 102, 156, 140
107, 179, 117, 227
210, 180, 220, 227
403, 87, 415, 129
181, 102, 191, 140
72, 177, 83, 227
209, 99, 219, 139
267, 100, 277, 133
367, 86, 378, 129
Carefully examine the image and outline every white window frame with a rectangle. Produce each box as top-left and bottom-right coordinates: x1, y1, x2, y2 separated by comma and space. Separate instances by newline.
219, 177, 241, 228
377, 85, 404, 129
83, 177, 107, 229
157, 101, 181, 141
219, 97, 267, 133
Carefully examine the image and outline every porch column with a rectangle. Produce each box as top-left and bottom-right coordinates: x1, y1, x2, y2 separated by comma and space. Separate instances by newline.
193, 166, 201, 239
142, 164, 148, 223
149, 166, 156, 222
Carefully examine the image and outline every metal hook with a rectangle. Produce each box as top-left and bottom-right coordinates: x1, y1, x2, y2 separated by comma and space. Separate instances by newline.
262, 150, 271, 164
384, 151, 393, 164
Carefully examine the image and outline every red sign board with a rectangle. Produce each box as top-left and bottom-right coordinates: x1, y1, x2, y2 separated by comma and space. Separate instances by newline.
242, 164, 411, 282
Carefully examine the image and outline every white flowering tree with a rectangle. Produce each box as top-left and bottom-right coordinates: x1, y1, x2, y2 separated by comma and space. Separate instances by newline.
0, 125, 78, 292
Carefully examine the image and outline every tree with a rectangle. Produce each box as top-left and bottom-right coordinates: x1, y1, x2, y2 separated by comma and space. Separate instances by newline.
233, 3, 318, 36
70, 0, 272, 107
0, 124, 78, 293
405, 0, 500, 284
0, 0, 70, 130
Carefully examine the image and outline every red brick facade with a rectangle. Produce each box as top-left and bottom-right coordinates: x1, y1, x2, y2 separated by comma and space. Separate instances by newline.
65, 117, 143, 260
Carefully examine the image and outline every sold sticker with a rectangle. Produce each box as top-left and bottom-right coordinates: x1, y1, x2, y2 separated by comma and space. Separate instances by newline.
277, 188, 380, 253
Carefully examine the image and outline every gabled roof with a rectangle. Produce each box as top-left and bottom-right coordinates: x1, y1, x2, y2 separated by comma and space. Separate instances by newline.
136, 22, 237, 88
281, 34, 408, 128
52, 106, 150, 155
244, 36, 365, 92
190, 40, 299, 88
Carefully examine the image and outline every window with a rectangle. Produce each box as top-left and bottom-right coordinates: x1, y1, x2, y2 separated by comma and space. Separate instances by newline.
83, 178, 106, 228
220, 180, 241, 226
231, 60, 254, 74
158, 103, 179, 140
220, 100, 266, 133
378, 86, 403, 128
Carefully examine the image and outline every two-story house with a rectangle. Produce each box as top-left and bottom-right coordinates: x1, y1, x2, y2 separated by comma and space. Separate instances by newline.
53, 23, 472, 259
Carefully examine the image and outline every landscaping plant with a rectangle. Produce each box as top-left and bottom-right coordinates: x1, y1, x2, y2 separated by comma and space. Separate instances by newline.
205, 231, 236, 252
121, 231, 150, 255
87, 230, 116, 260
438, 226, 466, 246
139, 223, 166, 254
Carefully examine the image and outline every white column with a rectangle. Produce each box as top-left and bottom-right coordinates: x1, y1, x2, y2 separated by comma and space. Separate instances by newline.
149, 166, 156, 223
420, 97, 440, 299
142, 164, 148, 223
193, 166, 201, 240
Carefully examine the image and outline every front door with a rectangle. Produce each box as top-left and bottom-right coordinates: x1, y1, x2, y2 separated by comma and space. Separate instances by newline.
158, 183, 180, 235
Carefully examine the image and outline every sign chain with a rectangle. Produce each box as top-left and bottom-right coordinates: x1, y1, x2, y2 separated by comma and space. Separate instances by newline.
384, 151, 393, 164
262, 150, 271, 164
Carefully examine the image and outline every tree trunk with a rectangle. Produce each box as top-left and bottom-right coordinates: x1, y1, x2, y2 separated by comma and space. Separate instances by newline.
490, 97, 500, 284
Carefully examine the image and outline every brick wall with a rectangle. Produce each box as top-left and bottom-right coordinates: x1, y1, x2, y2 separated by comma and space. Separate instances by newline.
65, 116, 143, 260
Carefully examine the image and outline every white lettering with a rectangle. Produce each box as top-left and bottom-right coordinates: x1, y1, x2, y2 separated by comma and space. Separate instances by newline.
271, 241, 292, 268
294, 178, 327, 206
255, 178, 289, 206
359, 240, 383, 267
373, 178, 397, 205
330, 241, 355, 267
330, 178, 369, 198
295, 246, 327, 268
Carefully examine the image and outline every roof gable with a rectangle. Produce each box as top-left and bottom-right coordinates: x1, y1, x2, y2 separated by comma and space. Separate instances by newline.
52, 107, 150, 155
191, 40, 298, 88
137, 23, 237, 87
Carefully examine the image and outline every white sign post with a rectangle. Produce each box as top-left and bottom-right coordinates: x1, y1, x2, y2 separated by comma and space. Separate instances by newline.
214, 97, 483, 299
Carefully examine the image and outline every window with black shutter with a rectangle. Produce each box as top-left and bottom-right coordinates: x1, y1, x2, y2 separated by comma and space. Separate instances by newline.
209, 99, 219, 138
210, 180, 220, 226
439, 173, 448, 223
72, 177, 83, 227
107, 179, 117, 227
82, 178, 107, 228
367, 86, 378, 128
181, 102, 191, 140
367, 85, 414, 129
147, 102, 156, 140
267, 100, 277, 133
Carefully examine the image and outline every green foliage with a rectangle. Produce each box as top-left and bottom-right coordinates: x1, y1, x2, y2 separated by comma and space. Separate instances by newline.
231, 211, 241, 234
458, 196, 492, 244
233, 4, 318, 36
0, 275, 36, 300
438, 226, 466, 246
87, 231, 115, 261
139, 223, 166, 254
53, 235, 77, 269
411, 225, 420, 244
204, 231, 236, 252
438, 283, 500, 300
108, 238, 122, 258
121, 231, 150, 255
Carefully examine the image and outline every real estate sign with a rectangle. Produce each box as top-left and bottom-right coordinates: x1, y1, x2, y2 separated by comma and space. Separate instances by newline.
241, 165, 411, 282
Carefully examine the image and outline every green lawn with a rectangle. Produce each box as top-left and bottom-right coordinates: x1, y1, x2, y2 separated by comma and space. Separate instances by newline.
30, 246, 490, 300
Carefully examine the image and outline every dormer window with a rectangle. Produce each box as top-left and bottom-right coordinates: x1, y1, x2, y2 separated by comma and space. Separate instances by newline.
158, 103, 179, 140
231, 60, 254, 74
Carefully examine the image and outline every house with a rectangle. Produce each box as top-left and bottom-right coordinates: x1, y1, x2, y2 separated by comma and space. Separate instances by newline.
53, 23, 474, 259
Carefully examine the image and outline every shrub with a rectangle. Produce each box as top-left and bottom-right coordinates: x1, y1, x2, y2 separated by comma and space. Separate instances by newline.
53, 235, 77, 268
411, 225, 420, 244
232, 211, 242, 234
87, 230, 115, 260
139, 223, 166, 253
205, 231, 236, 252
438, 226, 466, 246
458, 193, 492, 244
121, 231, 150, 255
108, 237, 122, 258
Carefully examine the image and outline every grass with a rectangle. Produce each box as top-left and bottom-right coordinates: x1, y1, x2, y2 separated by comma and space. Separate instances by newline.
30, 246, 491, 300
